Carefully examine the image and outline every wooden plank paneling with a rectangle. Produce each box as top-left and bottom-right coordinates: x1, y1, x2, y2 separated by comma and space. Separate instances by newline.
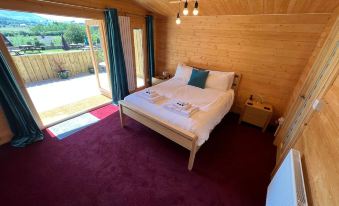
133, 0, 339, 16
293, 74, 339, 206
155, 14, 330, 117
12, 51, 93, 83
274, 10, 339, 148
271, 10, 339, 205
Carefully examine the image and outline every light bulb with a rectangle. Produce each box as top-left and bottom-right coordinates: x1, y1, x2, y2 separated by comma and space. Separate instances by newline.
183, 0, 188, 16
193, 8, 199, 15
193, 0, 199, 16
183, 8, 189, 16
176, 12, 181, 25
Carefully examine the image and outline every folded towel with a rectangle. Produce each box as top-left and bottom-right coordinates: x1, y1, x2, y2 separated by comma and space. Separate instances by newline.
144, 89, 157, 97
137, 91, 163, 103
164, 101, 199, 118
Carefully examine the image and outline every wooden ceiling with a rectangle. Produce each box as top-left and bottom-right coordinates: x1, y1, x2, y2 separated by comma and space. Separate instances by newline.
131, 0, 339, 16
5, 0, 338, 17
41, 0, 147, 13
0, 0, 149, 18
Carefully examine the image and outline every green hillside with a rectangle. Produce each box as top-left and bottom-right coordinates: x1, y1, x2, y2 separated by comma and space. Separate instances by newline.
0, 10, 48, 26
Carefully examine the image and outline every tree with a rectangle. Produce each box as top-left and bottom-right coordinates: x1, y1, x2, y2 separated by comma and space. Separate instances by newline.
64, 24, 85, 44
61, 35, 70, 50
29, 22, 69, 36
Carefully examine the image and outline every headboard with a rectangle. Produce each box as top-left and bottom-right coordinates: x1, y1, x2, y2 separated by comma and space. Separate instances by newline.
184, 64, 242, 110
184, 64, 241, 94
232, 73, 242, 98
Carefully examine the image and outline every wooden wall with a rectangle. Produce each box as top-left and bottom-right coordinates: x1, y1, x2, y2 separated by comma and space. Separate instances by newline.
274, 9, 339, 146
155, 14, 330, 117
293, 74, 339, 206
272, 9, 339, 206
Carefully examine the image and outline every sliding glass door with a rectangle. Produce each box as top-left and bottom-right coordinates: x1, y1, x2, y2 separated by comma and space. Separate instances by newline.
85, 20, 112, 98
133, 29, 146, 88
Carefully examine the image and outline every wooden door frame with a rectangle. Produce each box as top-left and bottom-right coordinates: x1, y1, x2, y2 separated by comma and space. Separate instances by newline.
85, 19, 112, 98
142, 25, 148, 88
0, 36, 44, 129
272, 17, 339, 174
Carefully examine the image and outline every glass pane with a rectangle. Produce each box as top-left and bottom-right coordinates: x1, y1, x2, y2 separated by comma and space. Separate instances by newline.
133, 29, 145, 88
88, 25, 110, 91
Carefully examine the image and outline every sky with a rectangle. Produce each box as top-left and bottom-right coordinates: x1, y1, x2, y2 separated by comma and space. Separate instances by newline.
36, 14, 86, 23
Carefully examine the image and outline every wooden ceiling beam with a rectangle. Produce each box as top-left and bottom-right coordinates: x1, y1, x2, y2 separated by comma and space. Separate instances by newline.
0, 0, 148, 19
131, 0, 339, 16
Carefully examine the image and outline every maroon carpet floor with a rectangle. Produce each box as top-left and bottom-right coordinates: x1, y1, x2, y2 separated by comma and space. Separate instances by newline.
0, 107, 276, 206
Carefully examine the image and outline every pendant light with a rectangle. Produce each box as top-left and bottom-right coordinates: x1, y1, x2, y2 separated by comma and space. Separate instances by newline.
176, 1, 181, 24
176, 12, 181, 24
193, 0, 199, 16
183, 0, 189, 16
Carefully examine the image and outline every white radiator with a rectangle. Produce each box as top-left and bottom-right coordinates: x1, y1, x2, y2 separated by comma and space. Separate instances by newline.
266, 149, 308, 206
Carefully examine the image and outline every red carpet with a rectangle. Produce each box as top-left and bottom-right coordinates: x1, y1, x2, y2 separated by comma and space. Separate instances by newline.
0, 105, 276, 206
90, 104, 119, 119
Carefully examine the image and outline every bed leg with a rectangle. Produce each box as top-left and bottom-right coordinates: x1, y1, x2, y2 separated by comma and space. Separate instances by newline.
188, 140, 198, 171
119, 104, 125, 128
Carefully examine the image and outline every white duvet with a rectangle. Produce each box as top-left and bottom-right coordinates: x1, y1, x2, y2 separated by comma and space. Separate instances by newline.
124, 79, 234, 146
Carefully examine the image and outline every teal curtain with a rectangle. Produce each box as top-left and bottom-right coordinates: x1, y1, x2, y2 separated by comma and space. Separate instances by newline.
104, 8, 129, 104
0, 52, 43, 147
146, 15, 155, 86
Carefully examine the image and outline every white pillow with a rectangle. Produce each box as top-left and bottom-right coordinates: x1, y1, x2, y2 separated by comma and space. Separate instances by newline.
205, 71, 235, 91
174, 64, 193, 83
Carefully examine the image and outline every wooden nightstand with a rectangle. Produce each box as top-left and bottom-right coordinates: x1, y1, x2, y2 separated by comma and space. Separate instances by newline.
238, 99, 273, 132
152, 75, 171, 85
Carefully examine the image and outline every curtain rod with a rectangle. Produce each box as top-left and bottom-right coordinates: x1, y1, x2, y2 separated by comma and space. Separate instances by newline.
35, 0, 148, 17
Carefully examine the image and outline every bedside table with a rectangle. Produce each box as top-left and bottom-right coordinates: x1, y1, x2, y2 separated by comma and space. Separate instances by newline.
238, 99, 273, 132
152, 76, 171, 85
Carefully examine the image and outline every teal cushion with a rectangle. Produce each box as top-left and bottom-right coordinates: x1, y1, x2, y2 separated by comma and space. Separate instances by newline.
188, 69, 209, 89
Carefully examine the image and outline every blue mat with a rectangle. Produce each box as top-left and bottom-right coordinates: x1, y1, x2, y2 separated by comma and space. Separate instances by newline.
48, 113, 99, 140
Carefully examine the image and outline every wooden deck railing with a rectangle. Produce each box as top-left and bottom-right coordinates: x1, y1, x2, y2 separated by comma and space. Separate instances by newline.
12, 51, 94, 83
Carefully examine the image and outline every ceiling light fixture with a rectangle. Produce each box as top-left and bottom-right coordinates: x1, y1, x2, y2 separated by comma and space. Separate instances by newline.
174, 0, 199, 24
176, 2, 181, 25
193, 0, 199, 16
183, 0, 189, 16
176, 12, 181, 24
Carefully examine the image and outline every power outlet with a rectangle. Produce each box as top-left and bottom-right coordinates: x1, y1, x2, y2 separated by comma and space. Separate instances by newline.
312, 99, 323, 111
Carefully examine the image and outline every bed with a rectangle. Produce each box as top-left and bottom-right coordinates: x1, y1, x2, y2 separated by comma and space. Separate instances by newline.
119, 65, 241, 170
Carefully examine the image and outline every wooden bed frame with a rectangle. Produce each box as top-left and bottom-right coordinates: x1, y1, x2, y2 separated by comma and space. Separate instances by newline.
119, 73, 241, 170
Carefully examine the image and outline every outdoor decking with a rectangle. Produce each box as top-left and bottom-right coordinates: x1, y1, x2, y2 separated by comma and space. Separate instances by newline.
26, 72, 145, 125
26, 72, 111, 125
